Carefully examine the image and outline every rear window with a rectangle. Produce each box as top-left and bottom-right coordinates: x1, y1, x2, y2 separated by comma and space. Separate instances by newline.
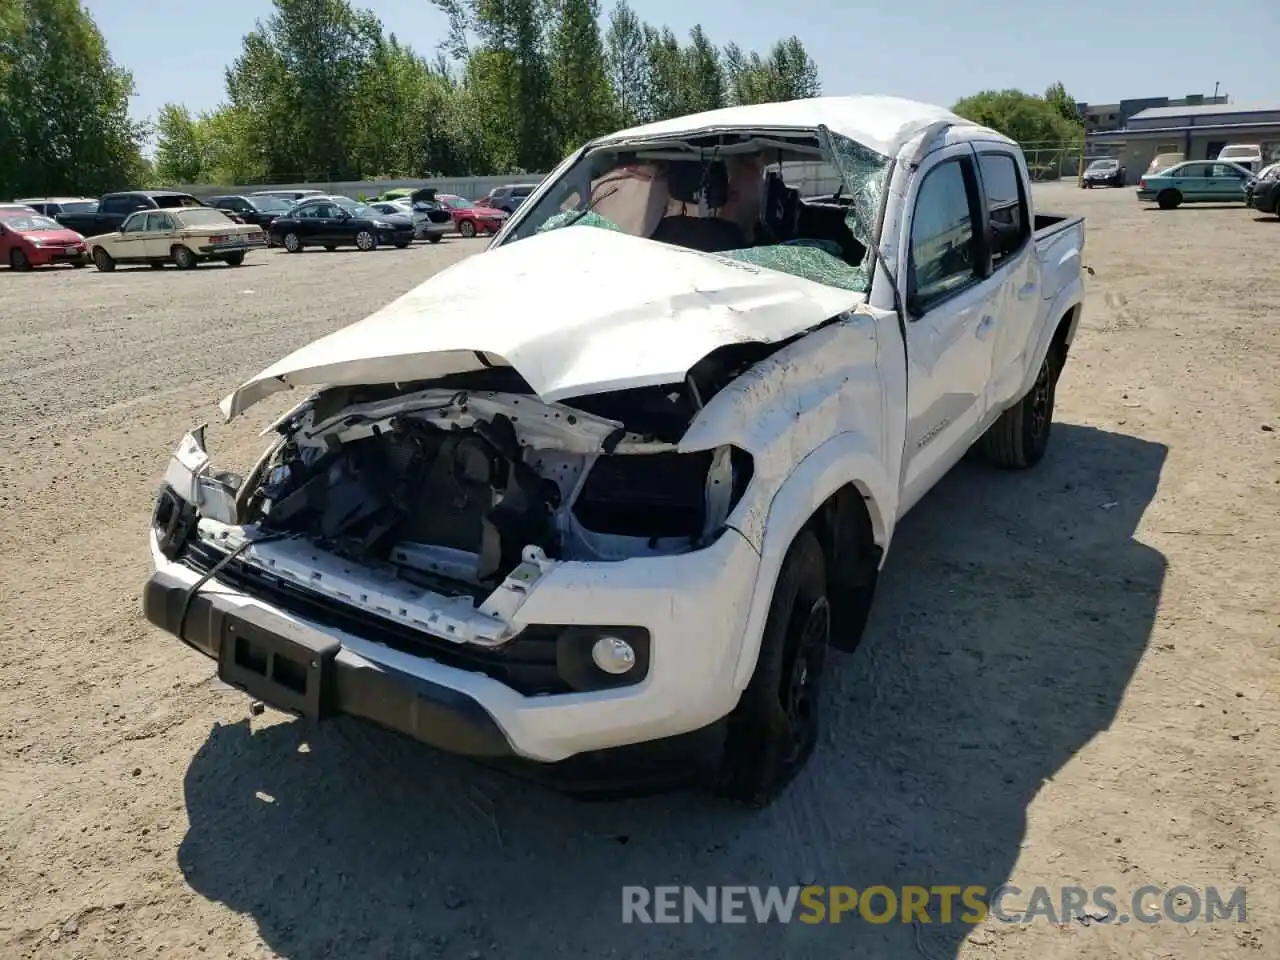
153, 194, 205, 209
1, 214, 61, 231
102, 195, 148, 215
977, 152, 1029, 266
177, 208, 235, 227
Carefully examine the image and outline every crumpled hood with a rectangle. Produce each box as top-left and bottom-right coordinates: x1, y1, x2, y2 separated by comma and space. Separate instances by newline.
219, 226, 863, 421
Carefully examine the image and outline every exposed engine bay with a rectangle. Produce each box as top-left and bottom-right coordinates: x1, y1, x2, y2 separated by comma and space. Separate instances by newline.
226, 361, 762, 598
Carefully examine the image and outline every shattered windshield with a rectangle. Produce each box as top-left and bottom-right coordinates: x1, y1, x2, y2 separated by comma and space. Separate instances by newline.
504, 129, 889, 294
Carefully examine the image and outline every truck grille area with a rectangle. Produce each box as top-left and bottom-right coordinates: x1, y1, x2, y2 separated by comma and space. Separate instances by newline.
182, 539, 568, 695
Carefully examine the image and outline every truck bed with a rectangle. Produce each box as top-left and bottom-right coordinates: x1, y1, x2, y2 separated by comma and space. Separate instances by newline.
1034, 212, 1085, 303
1034, 212, 1080, 239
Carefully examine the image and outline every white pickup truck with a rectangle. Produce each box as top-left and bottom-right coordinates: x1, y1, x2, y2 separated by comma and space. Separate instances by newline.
143, 96, 1085, 805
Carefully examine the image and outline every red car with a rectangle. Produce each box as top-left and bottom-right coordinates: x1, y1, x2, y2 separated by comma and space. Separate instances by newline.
0, 211, 88, 269
437, 194, 507, 238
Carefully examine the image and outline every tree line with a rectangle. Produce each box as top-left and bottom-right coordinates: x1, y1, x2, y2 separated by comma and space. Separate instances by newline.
1, 0, 1084, 197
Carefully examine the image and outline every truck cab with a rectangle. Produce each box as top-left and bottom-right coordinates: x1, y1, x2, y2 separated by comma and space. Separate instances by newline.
142, 97, 1085, 806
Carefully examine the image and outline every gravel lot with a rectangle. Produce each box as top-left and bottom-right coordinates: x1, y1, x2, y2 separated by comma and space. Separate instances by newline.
2, 189, 1277, 960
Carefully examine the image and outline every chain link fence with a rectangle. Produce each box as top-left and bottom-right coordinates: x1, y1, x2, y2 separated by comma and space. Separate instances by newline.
1018, 140, 1088, 182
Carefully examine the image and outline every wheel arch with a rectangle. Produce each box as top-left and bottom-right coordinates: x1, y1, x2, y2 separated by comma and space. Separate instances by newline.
729, 434, 896, 690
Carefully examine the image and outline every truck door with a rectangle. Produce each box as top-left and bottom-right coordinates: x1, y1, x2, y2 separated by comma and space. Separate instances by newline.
972, 148, 1040, 416
894, 144, 999, 509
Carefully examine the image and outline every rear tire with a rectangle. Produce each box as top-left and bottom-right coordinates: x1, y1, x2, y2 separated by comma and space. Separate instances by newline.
427, 234, 443, 244
150, 261, 165, 269
394, 239, 410, 249
716, 530, 829, 807
172, 245, 197, 270
1157, 189, 1181, 210
323, 245, 336, 252
9, 248, 31, 270
92, 247, 115, 272
223, 252, 245, 266
979, 348, 1060, 469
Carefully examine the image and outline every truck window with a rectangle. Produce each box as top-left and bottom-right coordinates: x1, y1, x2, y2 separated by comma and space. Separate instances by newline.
908, 158, 981, 311
977, 153, 1029, 266
103, 195, 147, 215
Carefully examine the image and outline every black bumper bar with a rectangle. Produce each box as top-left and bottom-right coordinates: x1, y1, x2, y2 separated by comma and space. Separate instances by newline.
143, 570, 512, 757
141, 571, 722, 796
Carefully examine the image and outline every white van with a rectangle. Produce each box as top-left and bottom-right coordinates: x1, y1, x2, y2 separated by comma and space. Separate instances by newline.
1217, 144, 1263, 173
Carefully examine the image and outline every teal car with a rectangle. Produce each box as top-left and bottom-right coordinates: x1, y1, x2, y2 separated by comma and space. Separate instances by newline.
1137, 159, 1253, 209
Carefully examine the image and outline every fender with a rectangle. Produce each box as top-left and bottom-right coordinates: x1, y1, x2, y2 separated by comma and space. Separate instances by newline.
728, 431, 897, 691
1015, 278, 1083, 402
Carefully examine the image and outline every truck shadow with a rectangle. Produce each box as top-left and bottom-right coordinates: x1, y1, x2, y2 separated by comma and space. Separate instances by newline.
178, 422, 1167, 960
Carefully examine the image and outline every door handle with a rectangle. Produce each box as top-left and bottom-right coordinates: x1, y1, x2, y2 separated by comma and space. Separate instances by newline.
976, 315, 994, 339
1017, 282, 1037, 300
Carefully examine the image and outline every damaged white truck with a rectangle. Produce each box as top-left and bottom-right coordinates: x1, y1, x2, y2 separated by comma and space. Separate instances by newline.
143, 97, 1085, 805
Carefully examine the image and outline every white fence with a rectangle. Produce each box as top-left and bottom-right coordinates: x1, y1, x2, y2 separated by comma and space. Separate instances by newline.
168, 161, 845, 203
170, 174, 546, 202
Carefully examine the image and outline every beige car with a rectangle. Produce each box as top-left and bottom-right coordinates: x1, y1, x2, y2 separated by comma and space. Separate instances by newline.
86, 207, 266, 271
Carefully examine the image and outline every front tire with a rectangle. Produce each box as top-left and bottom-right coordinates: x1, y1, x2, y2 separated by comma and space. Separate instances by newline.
716, 529, 829, 807
458, 219, 477, 239
283, 232, 302, 253
172, 245, 197, 270
355, 230, 377, 251
92, 247, 116, 272
1157, 189, 1182, 210
427, 234, 443, 244
979, 348, 1059, 469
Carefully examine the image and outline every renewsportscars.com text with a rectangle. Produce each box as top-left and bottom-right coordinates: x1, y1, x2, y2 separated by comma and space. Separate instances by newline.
621, 885, 1247, 925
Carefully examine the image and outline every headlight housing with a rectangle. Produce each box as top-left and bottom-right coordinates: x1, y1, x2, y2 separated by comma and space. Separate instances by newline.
371, 219, 392, 229
572, 446, 754, 545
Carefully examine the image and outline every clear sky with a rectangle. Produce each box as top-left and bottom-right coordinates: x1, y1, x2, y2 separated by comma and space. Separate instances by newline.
85, 0, 1277, 126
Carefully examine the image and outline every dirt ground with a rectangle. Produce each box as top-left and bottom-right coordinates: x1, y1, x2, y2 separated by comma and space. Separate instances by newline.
1, 189, 1277, 960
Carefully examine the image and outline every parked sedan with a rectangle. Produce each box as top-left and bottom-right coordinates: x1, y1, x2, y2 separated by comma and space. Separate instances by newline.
1248, 163, 1280, 217
1080, 158, 1126, 188
268, 197, 415, 252
1136, 160, 1252, 209
477, 183, 537, 213
86, 207, 265, 271
0, 211, 88, 269
207, 195, 296, 237
1244, 162, 1279, 211
437, 194, 507, 237
14, 197, 99, 218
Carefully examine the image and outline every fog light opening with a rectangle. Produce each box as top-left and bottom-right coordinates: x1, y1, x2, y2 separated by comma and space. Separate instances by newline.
591, 636, 636, 675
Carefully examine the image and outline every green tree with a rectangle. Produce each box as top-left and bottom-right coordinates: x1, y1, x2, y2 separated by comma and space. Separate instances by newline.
198, 105, 268, 184
0, 0, 147, 198
683, 25, 723, 114
724, 36, 820, 105
604, 1, 650, 126
1044, 81, 1081, 126
766, 37, 819, 101
435, 0, 557, 172
644, 26, 690, 120
153, 104, 204, 184
952, 88, 1082, 145
549, 0, 616, 153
